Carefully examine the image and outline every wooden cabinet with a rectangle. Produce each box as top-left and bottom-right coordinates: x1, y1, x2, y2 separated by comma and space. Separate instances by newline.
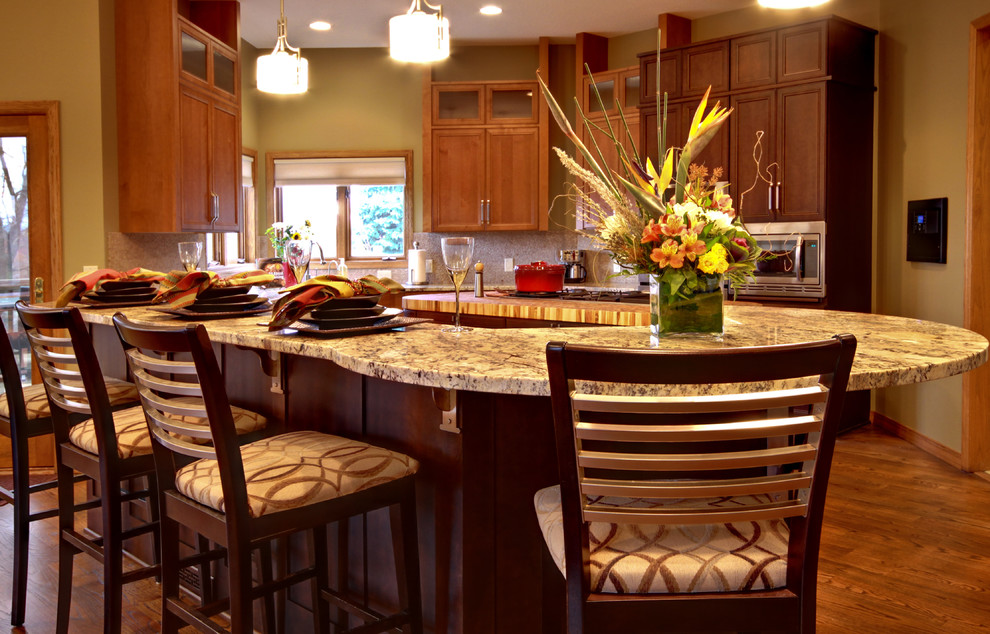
730, 82, 835, 223
431, 127, 539, 232
116, 1, 241, 233
427, 81, 542, 231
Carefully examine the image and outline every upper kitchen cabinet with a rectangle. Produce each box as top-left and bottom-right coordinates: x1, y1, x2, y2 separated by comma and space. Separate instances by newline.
432, 83, 539, 127
116, 0, 242, 233
426, 79, 546, 231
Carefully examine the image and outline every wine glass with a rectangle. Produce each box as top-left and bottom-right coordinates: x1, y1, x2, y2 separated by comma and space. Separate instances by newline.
177, 242, 202, 272
440, 237, 475, 333
285, 240, 312, 285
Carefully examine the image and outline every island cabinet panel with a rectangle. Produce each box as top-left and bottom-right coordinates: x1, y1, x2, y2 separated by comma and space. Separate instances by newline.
116, 0, 241, 233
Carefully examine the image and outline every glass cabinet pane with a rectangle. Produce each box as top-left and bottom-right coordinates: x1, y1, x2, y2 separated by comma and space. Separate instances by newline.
214, 51, 236, 95
437, 91, 480, 121
587, 79, 614, 113
181, 32, 208, 82
624, 75, 641, 109
490, 89, 533, 120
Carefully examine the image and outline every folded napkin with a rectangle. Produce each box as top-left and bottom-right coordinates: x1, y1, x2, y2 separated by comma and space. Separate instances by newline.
267, 275, 404, 331
153, 271, 218, 309
210, 269, 275, 288
56, 267, 167, 307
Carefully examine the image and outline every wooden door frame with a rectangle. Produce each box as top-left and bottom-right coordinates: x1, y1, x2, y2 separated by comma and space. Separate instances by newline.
0, 101, 63, 298
962, 13, 990, 472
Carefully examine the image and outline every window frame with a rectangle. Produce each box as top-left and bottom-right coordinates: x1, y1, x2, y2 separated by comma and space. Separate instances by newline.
264, 150, 413, 265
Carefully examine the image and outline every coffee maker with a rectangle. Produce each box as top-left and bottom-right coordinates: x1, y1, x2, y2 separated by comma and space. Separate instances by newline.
559, 250, 587, 283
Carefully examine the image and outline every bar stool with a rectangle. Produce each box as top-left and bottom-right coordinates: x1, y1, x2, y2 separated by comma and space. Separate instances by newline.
15, 302, 269, 633
112, 314, 423, 633
0, 315, 140, 626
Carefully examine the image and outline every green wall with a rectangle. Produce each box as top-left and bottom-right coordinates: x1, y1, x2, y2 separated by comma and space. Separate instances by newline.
0, 0, 112, 277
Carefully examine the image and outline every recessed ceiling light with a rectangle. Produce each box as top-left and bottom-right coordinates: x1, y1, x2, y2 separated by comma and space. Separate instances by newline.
480, 5, 502, 16
309, 20, 332, 31
757, 0, 829, 7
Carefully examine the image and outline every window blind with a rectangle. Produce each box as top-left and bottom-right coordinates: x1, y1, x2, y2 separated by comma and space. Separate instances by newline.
273, 157, 406, 186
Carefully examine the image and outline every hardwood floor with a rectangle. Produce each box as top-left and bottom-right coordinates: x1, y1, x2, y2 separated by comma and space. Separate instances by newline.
0, 426, 988, 632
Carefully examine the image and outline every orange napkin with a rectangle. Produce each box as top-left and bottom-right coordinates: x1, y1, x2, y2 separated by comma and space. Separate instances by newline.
56, 267, 167, 307
153, 271, 218, 309
267, 275, 405, 331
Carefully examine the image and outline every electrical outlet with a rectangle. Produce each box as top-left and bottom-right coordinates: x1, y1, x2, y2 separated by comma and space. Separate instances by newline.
426, 259, 433, 273
504, 257, 514, 272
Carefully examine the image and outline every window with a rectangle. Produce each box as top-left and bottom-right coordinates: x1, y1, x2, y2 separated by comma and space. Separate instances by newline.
267, 151, 412, 262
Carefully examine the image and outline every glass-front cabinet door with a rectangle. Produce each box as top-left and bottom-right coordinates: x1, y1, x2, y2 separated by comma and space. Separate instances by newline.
433, 86, 484, 125
487, 83, 538, 124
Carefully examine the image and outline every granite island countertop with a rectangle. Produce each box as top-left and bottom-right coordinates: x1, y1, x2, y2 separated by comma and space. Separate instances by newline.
80, 303, 988, 397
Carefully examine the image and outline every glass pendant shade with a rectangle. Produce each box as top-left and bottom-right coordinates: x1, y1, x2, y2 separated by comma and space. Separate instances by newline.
389, 6, 450, 63
257, 50, 308, 94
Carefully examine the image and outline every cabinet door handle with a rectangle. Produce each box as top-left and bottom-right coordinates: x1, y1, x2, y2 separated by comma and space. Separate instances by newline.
767, 185, 774, 213
210, 193, 219, 223
486, 199, 491, 224
775, 182, 781, 214
479, 200, 485, 225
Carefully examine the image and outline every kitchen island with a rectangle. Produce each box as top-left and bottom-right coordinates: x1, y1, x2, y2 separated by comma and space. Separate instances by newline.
80, 304, 987, 633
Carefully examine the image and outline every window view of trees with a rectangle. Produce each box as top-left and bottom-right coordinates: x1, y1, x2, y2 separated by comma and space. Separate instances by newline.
351, 185, 404, 257
0, 138, 29, 282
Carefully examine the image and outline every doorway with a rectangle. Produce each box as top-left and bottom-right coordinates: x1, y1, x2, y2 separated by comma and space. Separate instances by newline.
962, 13, 990, 472
0, 102, 62, 387
0, 101, 62, 470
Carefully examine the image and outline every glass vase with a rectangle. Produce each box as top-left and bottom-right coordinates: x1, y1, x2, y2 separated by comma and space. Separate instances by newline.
649, 273, 724, 344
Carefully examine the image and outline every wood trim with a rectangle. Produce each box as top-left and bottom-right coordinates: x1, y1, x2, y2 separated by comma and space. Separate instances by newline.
0, 100, 63, 296
421, 66, 433, 232
538, 37, 550, 232
241, 146, 257, 262
962, 13, 990, 472
658, 14, 692, 49
871, 412, 962, 471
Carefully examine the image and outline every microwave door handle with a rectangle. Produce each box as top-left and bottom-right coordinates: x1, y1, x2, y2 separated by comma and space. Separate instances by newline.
794, 236, 804, 282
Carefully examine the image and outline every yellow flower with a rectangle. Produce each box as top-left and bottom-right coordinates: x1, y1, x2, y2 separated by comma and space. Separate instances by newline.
697, 243, 729, 274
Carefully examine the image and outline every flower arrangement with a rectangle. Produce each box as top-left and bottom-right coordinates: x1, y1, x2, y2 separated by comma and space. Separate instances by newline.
265, 220, 312, 258
539, 79, 762, 302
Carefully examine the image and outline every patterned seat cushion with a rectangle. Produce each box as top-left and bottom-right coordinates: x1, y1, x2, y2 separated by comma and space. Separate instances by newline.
69, 398, 268, 460
0, 378, 139, 421
534, 485, 790, 594
175, 430, 419, 518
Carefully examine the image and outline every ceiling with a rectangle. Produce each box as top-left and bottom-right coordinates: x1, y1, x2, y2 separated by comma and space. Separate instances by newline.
239, 0, 757, 50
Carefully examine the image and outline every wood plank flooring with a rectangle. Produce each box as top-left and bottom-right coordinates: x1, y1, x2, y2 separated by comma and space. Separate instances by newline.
0, 426, 988, 632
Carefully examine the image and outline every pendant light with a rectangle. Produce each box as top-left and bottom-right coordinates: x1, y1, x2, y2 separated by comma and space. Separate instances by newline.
758, 0, 830, 8
257, 0, 309, 94
389, 0, 450, 63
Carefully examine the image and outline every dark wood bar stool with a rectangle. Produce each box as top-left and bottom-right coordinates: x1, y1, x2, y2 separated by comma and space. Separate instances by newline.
0, 315, 140, 626
538, 335, 857, 633
16, 303, 272, 632
112, 314, 423, 633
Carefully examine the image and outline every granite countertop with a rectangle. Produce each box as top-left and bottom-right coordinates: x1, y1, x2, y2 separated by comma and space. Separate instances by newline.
80, 303, 988, 397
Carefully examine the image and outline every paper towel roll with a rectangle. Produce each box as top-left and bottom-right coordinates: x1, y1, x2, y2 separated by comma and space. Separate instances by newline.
408, 249, 427, 284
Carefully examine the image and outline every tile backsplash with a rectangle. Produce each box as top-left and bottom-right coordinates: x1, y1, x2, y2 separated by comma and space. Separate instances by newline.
108, 230, 638, 290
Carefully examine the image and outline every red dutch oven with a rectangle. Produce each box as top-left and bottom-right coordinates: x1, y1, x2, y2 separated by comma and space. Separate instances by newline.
514, 261, 565, 293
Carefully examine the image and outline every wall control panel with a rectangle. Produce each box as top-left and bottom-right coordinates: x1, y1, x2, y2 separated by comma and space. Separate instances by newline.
907, 197, 947, 263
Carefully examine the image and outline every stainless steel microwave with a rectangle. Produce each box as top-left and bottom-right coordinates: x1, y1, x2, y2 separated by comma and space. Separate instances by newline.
732, 220, 825, 300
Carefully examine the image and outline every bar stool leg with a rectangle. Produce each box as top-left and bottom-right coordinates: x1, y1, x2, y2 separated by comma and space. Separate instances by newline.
228, 540, 255, 632
55, 462, 77, 634
311, 525, 330, 631
392, 481, 424, 634
103, 485, 125, 633
9, 432, 31, 626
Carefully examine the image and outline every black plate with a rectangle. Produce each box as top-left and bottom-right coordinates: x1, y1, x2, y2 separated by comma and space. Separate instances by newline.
299, 307, 402, 330
311, 294, 383, 309
193, 293, 260, 305
99, 280, 156, 291
282, 316, 433, 337
151, 304, 272, 320
184, 297, 268, 313
309, 305, 386, 320
198, 286, 252, 300
83, 291, 158, 303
